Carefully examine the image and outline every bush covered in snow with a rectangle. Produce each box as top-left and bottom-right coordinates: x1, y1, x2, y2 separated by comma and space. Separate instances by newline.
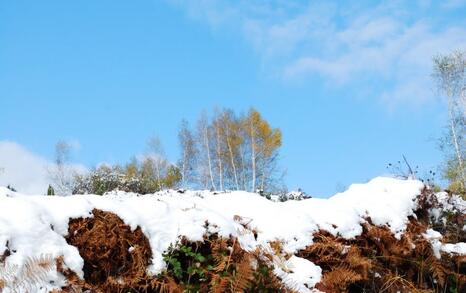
0, 177, 465, 292
72, 163, 181, 195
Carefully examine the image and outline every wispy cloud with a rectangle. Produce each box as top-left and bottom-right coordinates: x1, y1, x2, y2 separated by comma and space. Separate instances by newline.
168, 0, 466, 105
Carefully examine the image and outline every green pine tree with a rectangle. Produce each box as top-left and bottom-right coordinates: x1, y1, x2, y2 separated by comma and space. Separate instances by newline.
47, 185, 55, 196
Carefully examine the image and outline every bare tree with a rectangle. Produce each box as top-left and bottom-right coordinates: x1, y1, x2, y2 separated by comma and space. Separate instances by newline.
49, 140, 74, 195
146, 135, 168, 190
249, 114, 257, 192
213, 111, 225, 190
178, 120, 197, 188
197, 112, 216, 190
433, 50, 466, 189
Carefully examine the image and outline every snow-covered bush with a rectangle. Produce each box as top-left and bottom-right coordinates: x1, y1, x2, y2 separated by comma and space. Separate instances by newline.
72, 163, 181, 195
277, 190, 311, 202
1, 177, 465, 292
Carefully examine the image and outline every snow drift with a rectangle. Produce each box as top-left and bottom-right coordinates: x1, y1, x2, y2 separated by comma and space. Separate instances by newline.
0, 177, 464, 292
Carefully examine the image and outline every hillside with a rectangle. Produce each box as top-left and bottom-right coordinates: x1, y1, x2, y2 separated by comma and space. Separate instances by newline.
0, 177, 465, 292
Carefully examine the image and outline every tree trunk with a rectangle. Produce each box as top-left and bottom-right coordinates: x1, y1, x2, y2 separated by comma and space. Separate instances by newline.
260, 169, 266, 192
250, 120, 256, 192
181, 151, 187, 188
226, 135, 240, 190
223, 120, 239, 190
155, 159, 162, 190
215, 122, 224, 191
239, 144, 246, 191
204, 126, 216, 190
449, 105, 466, 188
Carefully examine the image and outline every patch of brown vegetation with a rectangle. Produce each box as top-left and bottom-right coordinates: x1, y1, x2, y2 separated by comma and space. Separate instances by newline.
163, 234, 289, 292
64, 209, 179, 292
299, 224, 463, 292
53, 188, 464, 292
298, 188, 466, 293
61, 210, 286, 293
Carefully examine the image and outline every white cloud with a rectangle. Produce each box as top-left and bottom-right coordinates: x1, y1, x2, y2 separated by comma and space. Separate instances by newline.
168, 0, 466, 105
0, 141, 51, 194
0, 141, 86, 195
284, 21, 466, 101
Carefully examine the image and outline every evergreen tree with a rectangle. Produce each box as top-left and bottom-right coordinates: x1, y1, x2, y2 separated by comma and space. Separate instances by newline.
47, 185, 55, 196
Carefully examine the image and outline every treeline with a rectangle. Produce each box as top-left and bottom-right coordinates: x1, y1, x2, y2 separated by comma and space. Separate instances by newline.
39, 50, 465, 197
178, 108, 282, 192
49, 108, 283, 195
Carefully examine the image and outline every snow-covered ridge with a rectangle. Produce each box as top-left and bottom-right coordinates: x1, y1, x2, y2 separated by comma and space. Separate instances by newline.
0, 177, 463, 292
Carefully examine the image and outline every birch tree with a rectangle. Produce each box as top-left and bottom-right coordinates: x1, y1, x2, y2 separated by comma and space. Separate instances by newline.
219, 110, 241, 190
433, 51, 466, 191
247, 110, 258, 192
181, 108, 283, 193
49, 140, 74, 195
146, 135, 168, 190
213, 110, 230, 191
244, 108, 282, 192
197, 112, 217, 190
178, 119, 197, 188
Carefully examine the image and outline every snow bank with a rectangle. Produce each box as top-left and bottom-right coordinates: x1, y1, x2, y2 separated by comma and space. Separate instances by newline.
0, 177, 457, 292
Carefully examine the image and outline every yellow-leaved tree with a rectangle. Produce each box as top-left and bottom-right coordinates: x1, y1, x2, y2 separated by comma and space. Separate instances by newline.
178, 108, 283, 193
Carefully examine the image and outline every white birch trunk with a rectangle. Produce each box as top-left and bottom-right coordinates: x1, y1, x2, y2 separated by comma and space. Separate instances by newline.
204, 125, 216, 190
226, 134, 239, 190
215, 122, 224, 191
448, 101, 466, 188
250, 120, 256, 192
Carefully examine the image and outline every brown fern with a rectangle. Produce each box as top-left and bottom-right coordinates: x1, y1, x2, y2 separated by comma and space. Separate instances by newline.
380, 272, 426, 293
210, 275, 230, 293
0, 254, 58, 292
344, 246, 372, 279
230, 255, 254, 292
322, 265, 363, 292
148, 275, 182, 293
426, 253, 447, 287
212, 241, 229, 272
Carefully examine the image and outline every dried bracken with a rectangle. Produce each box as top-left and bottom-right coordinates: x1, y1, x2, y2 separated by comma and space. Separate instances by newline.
8, 186, 462, 293
64, 209, 180, 292
298, 188, 466, 293
61, 210, 287, 292
0, 254, 57, 293
163, 235, 289, 292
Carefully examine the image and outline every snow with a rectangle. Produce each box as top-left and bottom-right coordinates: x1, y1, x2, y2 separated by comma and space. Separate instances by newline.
277, 256, 322, 292
429, 191, 466, 223
0, 176, 457, 292
423, 229, 466, 258
441, 243, 466, 255
423, 229, 443, 258
422, 192, 466, 258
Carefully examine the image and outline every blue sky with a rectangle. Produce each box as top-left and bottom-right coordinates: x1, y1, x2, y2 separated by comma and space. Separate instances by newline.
1, 0, 466, 196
